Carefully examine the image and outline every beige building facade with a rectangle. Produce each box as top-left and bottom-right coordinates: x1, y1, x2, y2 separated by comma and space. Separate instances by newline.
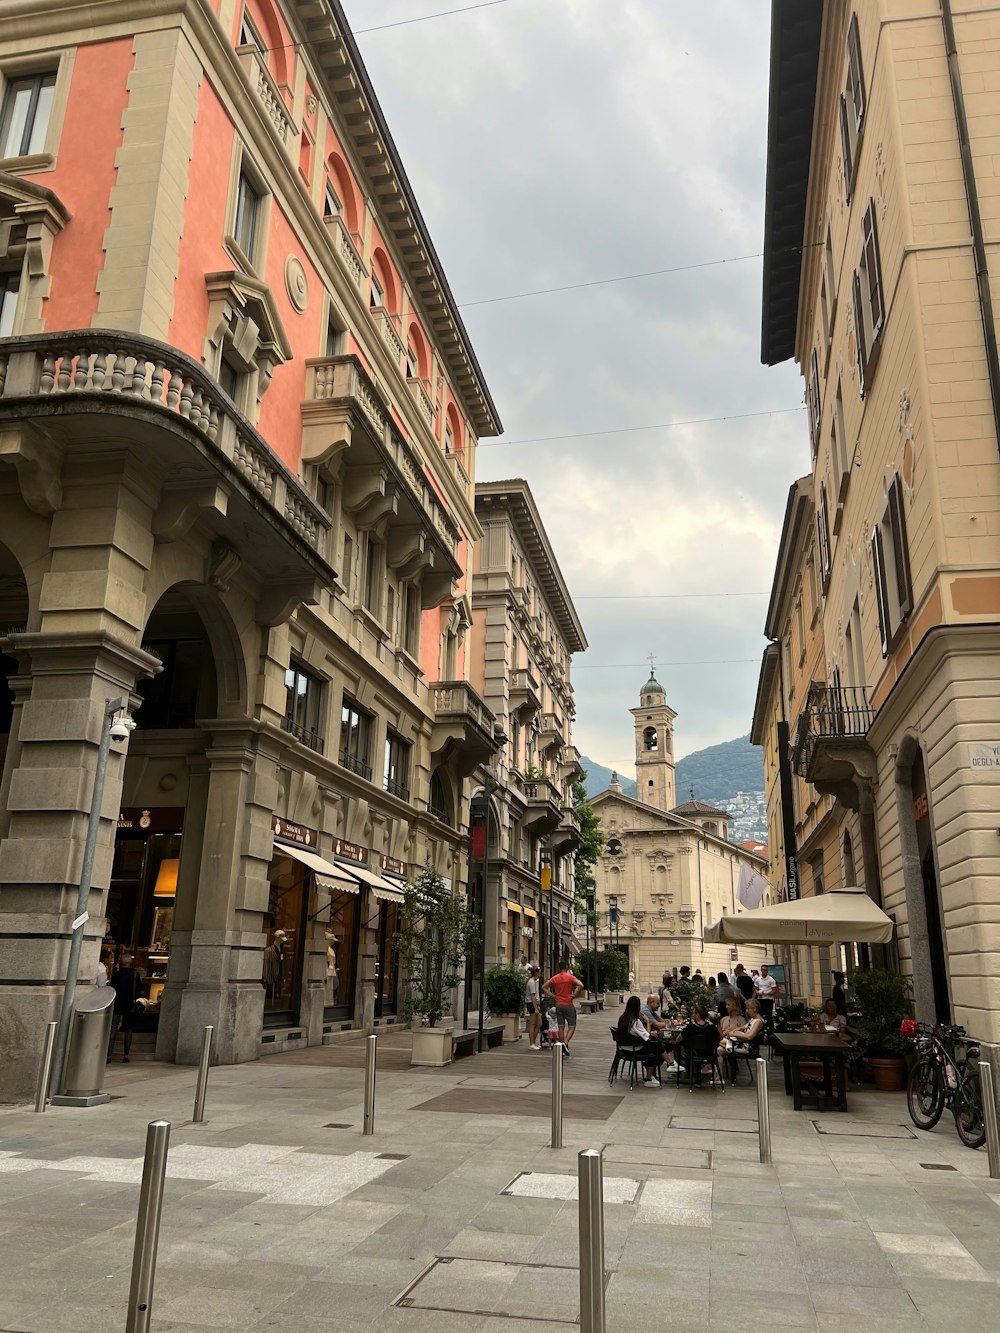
591, 676, 771, 988
762, 0, 1000, 1033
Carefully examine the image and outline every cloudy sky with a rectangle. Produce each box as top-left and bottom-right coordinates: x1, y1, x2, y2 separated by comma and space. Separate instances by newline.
342, 0, 808, 773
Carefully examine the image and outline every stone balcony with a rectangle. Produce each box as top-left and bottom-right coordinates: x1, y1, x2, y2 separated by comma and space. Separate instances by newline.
558, 744, 585, 784
430, 680, 499, 778
408, 376, 436, 429
324, 215, 368, 295
509, 667, 541, 720
236, 46, 295, 147
538, 711, 564, 755
792, 681, 876, 809
520, 778, 563, 836
370, 306, 405, 369
0, 331, 332, 604
547, 805, 582, 856
303, 355, 461, 606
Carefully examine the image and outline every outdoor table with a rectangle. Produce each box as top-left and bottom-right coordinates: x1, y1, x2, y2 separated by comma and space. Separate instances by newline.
773, 1032, 850, 1112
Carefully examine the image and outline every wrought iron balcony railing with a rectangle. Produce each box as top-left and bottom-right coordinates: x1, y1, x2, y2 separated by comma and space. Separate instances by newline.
793, 682, 874, 779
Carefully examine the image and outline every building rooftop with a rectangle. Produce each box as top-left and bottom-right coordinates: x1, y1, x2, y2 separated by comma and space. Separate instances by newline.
671, 797, 731, 819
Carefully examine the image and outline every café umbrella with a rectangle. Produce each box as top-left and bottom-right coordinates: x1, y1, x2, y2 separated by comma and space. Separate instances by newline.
704, 885, 894, 946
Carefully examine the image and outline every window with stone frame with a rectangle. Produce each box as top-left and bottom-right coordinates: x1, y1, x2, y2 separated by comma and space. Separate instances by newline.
871, 474, 913, 657
0, 174, 68, 335
839, 13, 866, 203
0, 70, 56, 160
204, 270, 290, 421
384, 731, 411, 801
283, 659, 324, 753
340, 697, 374, 780
852, 200, 885, 398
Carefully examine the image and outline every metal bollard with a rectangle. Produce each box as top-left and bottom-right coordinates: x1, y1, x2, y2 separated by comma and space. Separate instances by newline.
125, 1120, 171, 1333
756, 1058, 772, 1165
34, 1021, 58, 1113
550, 1041, 564, 1149
979, 1060, 1000, 1179
363, 1033, 377, 1136
577, 1149, 606, 1333
192, 1026, 214, 1124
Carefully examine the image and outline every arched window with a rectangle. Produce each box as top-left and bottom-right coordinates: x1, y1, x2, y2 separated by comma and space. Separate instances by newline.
237, 0, 289, 87
445, 402, 463, 454
406, 322, 429, 379
370, 248, 397, 313
325, 153, 360, 233
643, 725, 657, 752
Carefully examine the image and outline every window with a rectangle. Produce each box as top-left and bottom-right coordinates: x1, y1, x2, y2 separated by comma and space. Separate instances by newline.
831, 380, 850, 513
233, 170, 261, 261
326, 313, 346, 358
807, 349, 822, 452
845, 597, 865, 685
384, 732, 411, 801
817, 482, 832, 590
0, 72, 56, 159
370, 270, 384, 310
824, 226, 837, 317
363, 533, 381, 615
283, 660, 324, 752
323, 181, 342, 221
0, 272, 19, 337
340, 698, 373, 780
871, 474, 913, 656
341, 533, 354, 598
643, 726, 658, 752
839, 13, 866, 202
794, 595, 806, 665
402, 582, 419, 656
405, 343, 418, 380
429, 770, 451, 824
852, 201, 885, 397
444, 420, 454, 454
218, 352, 242, 405
238, 10, 267, 59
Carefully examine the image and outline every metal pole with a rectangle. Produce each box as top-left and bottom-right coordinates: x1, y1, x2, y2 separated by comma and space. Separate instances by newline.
126, 1119, 171, 1333
34, 1020, 58, 1113
192, 1026, 214, 1124
979, 1060, 1000, 1179
52, 695, 128, 1096
550, 1040, 564, 1149
756, 1058, 772, 1165
363, 1033, 377, 1135
477, 777, 492, 1056
577, 1148, 606, 1333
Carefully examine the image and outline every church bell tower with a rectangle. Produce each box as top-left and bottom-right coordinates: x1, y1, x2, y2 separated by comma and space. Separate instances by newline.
631, 668, 677, 811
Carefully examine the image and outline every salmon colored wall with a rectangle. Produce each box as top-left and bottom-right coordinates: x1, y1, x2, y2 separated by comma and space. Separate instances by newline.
30, 39, 135, 332
322, 123, 364, 235
419, 609, 442, 681
238, 0, 294, 90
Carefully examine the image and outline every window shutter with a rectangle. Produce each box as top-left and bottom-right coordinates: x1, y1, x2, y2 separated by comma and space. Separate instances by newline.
852, 270, 867, 396
817, 484, 832, 587
829, 663, 844, 735
863, 201, 885, 341
809, 349, 822, 447
887, 475, 913, 620
871, 526, 890, 657
848, 13, 866, 129
839, 94, 853, 202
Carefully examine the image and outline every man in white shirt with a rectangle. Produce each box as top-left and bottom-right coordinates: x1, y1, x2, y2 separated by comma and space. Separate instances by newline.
755, 964, 778, 1021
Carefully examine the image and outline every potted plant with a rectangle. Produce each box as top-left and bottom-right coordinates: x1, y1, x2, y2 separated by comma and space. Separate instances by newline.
485, 964, 525, 1043
393, 867, 480, 1066
671, 976, 712, 1020
849, 966, 913, 1092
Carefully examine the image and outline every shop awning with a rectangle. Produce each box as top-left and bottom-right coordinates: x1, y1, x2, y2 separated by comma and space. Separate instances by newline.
339, 863, 406, 903
522, 907, 537, 919
560, 928, 583, 957
276, 841, 360, 895
504, 901, 523, 914
704, 885, 894, 946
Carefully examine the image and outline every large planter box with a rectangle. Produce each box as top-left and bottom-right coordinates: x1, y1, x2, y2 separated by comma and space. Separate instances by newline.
501, 1014, 521, 1044
411, 1026, 454, 1067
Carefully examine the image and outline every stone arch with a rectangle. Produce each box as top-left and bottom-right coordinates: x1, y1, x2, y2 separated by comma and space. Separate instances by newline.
407, 320, 430, 378
327, 151, 360, 233
244, 0, 290, 87
445, 401, 463, 454
370, 247, 398, 313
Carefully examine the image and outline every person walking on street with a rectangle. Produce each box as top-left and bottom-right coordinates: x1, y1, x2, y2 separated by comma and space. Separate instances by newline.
525, 965, 542, 1049
542, 960, 584, 1057
109, 952, 144, 1063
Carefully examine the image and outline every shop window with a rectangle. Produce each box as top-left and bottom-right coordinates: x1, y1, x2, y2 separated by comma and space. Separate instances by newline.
429, 769, 451, 824
340, 697, 373, 780
324, 888, 359, 1019
839, 13, 866, 203
108, 820, 184, 1018
872, 474, 913, 657
384, 731, 411, 801
0, 271, 18, 337
852, 200, 885, 398
283, 658, 324, 752
0, 71, 56, 160
263, 853, 308, 1025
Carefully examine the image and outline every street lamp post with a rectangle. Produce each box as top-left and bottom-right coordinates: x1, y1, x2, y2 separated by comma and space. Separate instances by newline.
51, 696, 132, 1095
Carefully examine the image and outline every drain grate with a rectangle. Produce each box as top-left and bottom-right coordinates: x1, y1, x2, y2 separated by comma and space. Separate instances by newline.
323, 1122, 353, 1129
920, 1162, 957, 1171
377, 1152, 409, 1160
668, 1115, 757, 1134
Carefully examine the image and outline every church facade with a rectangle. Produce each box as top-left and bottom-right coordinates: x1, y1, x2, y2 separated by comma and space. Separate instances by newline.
591, 675, 772, 987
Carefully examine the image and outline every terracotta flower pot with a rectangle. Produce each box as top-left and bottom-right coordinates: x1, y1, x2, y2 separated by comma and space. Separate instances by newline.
868, 1056, 906, 1092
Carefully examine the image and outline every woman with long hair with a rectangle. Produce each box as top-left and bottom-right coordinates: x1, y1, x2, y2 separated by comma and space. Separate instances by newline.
616, 995, 664, 1085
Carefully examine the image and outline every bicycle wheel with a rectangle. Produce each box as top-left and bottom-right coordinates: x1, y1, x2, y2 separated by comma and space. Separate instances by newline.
907, 1056, 945, 1130
954, 1066, 986, 1150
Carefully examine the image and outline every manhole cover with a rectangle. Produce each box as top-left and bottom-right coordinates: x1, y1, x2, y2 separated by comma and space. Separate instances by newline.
810, 1121, 916, 1139
604, 1144, 712, 1170
669, 1116, 757, 1134
396, 1256, 587, 1322
324, 1123, 353, 1129
501, 1171, 640, 1203
920, 1163, 957, 1171
458, 1076, 536, 1090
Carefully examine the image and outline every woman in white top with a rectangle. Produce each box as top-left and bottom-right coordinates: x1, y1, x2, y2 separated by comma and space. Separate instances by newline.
616, 995, 664, 1084
820, 997, 854, 1038
526, 966, 542, 1050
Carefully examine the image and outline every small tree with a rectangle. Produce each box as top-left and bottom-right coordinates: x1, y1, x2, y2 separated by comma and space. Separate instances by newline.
393, 867, 480, 1028
849, 966, 912, 1058
572, 775, 602, 930
484, 964, 525, 1017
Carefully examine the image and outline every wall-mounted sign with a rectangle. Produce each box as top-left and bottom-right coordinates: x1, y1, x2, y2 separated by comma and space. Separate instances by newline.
913, 794, 929, 822
272, 816, 317, 848
970, 743, 1000, 770
380, 853, 407, 879
333, 836, 368, 865
118, 807, 185, 834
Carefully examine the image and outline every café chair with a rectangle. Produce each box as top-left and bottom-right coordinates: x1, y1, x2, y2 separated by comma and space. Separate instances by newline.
608, 1028, 647, 1089
680, 1029, 726, 1093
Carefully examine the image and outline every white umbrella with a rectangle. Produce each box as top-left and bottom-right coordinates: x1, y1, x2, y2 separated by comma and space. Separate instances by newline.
704, 885, 894, 946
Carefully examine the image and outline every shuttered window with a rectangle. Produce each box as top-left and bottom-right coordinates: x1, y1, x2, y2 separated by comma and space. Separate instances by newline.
853, 201, 885, 398
817, 483, 832, 590
808, 349, 822, 451
840, 14, 866, 203
871, 473, 913, 657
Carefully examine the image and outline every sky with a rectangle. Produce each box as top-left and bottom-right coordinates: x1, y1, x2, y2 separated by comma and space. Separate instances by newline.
341, 0, 808, 773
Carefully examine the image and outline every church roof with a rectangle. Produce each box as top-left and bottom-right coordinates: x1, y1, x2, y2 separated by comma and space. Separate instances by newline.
671, 798, 731, 819
588, 786, 767, 862
640, 673, 665, 698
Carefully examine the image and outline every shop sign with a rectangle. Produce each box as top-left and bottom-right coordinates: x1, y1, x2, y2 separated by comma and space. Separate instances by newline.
913, 794, 929, 822
333, 836, 369, 865
970, 743, 1000, 770
272, 815, 317, 848
118, 807, 185, 834
379, 853, 407, 879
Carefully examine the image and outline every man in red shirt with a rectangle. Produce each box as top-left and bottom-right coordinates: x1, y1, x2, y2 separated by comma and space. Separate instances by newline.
542, 961, 585, 1056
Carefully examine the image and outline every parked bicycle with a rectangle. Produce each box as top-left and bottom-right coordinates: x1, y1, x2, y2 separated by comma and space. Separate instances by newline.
902, 1019, 985, 1150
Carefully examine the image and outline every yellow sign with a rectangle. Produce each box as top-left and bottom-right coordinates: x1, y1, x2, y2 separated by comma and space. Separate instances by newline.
540, 866, 551, 892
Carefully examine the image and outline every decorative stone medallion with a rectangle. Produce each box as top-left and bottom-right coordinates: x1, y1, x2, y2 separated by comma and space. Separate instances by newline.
285, 255, 309, 313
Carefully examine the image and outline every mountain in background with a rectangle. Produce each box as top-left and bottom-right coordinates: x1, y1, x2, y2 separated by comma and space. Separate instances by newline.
579, 735, 767, 842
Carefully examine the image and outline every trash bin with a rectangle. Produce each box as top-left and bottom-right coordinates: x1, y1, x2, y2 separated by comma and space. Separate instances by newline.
59, 986, 116, 1102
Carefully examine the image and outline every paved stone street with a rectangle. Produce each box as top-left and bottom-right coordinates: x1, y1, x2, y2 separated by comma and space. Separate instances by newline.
2, 1009, 999, 1331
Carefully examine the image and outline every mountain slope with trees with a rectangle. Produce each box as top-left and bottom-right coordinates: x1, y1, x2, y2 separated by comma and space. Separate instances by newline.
580, 735, 764, 810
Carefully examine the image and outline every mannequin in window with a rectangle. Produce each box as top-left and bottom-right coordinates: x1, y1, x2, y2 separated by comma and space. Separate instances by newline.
325, 930, 339, 1002
262, 928, 287, 1000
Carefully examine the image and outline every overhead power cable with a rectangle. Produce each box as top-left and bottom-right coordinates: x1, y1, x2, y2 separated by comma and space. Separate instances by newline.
477, 406, 804, 448
355, 0, 518, 33
574, 659, 759, 670
573, 592, 769, 601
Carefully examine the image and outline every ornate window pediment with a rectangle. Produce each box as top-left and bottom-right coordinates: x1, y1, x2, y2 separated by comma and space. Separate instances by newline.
204, 270, 292, 410
0, 170, 69, 333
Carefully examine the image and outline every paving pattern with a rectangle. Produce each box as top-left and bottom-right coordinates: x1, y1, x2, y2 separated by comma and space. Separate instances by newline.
2, 1007, 1000, 1331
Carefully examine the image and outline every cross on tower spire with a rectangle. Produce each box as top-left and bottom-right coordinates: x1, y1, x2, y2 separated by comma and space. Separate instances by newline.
648, 652, 656, 675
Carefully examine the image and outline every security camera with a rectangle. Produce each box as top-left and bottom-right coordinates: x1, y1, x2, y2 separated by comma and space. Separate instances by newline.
109, 716, 135, 744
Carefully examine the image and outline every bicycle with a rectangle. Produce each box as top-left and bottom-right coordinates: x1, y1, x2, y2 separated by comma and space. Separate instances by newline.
902, 1020, 985, 1150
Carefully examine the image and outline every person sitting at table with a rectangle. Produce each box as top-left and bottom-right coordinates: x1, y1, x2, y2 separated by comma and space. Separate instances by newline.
641, 993, 683, 1074
678, 1004, 724, 1085
819, 997, 854, 1039
717, 996, 745, 1079
617, 995, 665, 1084
721, 998, 765, 1083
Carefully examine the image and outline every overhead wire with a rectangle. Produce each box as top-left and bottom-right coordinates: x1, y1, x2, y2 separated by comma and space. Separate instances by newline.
477, 406, 804, 448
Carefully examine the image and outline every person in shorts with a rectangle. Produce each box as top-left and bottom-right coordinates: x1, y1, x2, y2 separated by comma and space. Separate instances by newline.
525, 965, 542, 1049
542, 960, 584, 1057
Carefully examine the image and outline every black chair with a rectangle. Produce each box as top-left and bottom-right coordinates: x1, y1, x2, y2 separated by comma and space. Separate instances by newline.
728, 1034, 763, 1085
679, 1027, 726, 1093
608, 1028, 648, 1089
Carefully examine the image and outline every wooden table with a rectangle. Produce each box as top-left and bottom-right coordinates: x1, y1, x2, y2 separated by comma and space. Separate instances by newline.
773, 1032, 851, 1112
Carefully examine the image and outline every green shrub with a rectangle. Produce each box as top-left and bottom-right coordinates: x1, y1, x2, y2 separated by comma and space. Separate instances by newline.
848, 967, 912, 1058
671, 976, 712, 1018
575, 948, 629, 993
393, 867, 480, 1028
485, 964, 525, 1016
